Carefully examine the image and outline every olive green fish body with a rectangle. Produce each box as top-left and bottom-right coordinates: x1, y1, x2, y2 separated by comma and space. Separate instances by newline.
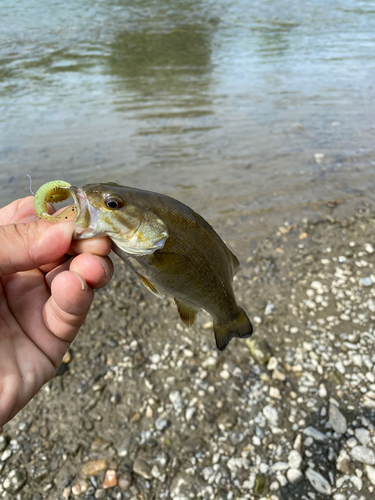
72, 183, 253, 350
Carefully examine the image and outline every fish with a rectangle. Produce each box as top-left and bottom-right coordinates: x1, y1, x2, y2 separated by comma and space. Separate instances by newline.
70, 182, 253, 350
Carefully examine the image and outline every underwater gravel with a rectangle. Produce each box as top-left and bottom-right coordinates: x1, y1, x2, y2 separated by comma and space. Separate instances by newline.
1, 201, 375, 500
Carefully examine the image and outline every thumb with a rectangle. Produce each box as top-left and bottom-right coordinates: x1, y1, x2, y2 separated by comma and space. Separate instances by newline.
0, 220, 75, 277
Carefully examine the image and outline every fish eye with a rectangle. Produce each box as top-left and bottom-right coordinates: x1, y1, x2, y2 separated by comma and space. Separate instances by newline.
105, 196, 124, 210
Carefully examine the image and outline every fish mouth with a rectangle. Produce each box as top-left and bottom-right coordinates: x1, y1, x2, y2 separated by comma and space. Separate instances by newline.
70, 186, 102, 239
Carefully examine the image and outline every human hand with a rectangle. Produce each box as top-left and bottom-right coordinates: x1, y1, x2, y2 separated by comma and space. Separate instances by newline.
0, 196, 113, 426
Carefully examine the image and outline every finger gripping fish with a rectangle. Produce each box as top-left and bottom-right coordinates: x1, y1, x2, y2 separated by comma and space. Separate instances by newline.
34, 180, 77, 222
71, 183, 253, 350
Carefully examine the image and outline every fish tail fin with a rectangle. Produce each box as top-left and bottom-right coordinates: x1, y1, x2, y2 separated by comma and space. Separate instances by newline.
213, 307, 253, 351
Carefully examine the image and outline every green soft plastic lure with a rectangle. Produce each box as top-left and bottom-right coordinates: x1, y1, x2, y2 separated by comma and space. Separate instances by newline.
34, 180, 77, 222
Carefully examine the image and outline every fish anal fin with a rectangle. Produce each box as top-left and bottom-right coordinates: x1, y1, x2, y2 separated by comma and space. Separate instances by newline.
137, 274, 162, 298
174, 298, 199, 327
213, 306, 253, 351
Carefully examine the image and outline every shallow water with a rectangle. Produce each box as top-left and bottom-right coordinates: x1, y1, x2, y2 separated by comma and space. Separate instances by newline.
1, 0, 375, 242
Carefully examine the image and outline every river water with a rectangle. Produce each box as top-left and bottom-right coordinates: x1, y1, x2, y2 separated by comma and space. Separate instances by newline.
1, 0, 375, 248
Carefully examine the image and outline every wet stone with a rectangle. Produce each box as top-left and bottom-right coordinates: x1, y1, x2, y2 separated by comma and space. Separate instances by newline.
94, 489, 106, 499
3, 469, 28, 494
329, 404, 347, 434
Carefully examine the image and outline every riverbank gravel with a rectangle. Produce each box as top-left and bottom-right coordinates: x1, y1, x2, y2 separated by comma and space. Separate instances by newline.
1, 201, 375, 499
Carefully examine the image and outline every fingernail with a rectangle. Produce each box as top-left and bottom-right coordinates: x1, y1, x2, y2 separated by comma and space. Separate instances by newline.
96, 256, 111, 279
71, 271, 86, 291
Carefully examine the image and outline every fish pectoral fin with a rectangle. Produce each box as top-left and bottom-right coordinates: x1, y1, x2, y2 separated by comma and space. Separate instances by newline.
137, 274, 163, 298
213, 306, 253, 351
174, 298, 199, 327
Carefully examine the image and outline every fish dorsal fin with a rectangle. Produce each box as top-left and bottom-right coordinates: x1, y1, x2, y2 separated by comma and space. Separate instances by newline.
174, 298, 199, 327
137, 274, 162, 298
229, 250, 240, 276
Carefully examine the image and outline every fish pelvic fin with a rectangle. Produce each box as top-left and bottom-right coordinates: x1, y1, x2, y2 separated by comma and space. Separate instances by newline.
174, 298, 199, 327
137, 274, 163, 298
213, 307, 253, 351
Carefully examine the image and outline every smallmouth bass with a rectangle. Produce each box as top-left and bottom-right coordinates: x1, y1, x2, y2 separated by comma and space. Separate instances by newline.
70, 183, 253, 350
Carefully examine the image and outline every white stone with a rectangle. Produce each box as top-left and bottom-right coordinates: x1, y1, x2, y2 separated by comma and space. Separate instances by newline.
305, 468, 332, 495
269, 387, 281, 399
355, 428, 371, 446
329, 404, 347, 434
350, 475, 363, 490
267, 357, 278, 371
169, 391, 184, 411
350, 446, 375, 465
287, 468, 303, 485
271, 462, 289, 472
263, 405, 279, 426
288, 450, 302, 470
304, 426, 328, 443
319, 384, 327, 398
365, 465, 375, 486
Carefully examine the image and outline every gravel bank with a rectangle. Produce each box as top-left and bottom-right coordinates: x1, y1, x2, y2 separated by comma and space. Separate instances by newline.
1, 201, 375, 500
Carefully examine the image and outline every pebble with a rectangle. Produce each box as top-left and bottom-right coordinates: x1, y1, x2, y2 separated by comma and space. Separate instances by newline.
359, 277, 372, 287
365, 243, 374, 253
264, 302, 275, 315
246, 337, 273, 364
350, 446, 375, 465
169, 391, 184, 411
133, 458, 152, 479
293, 434, 302, 453
305, 468, 332, 495
82, 459, 107, 476
102, 469, 117, 489
1, 449, 12, 462
155, 418, 170, 431
94, 489, 106, 499
71, 479, 89, 497
287, 468, 304, 485
271, 462, 289, 472
303, 426, 328, 442
329, 404, 347, 434
0, 435, 8, 453
3, 469, 27, 494
350, 475, 363, 490
336, 450, 350, 473
118, 471, 132, 490
355, 428, 371, 446
365, 465, 375, 486
288, 450, 302, 470
262, 405, 279, 426
269, 387, 281, 399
